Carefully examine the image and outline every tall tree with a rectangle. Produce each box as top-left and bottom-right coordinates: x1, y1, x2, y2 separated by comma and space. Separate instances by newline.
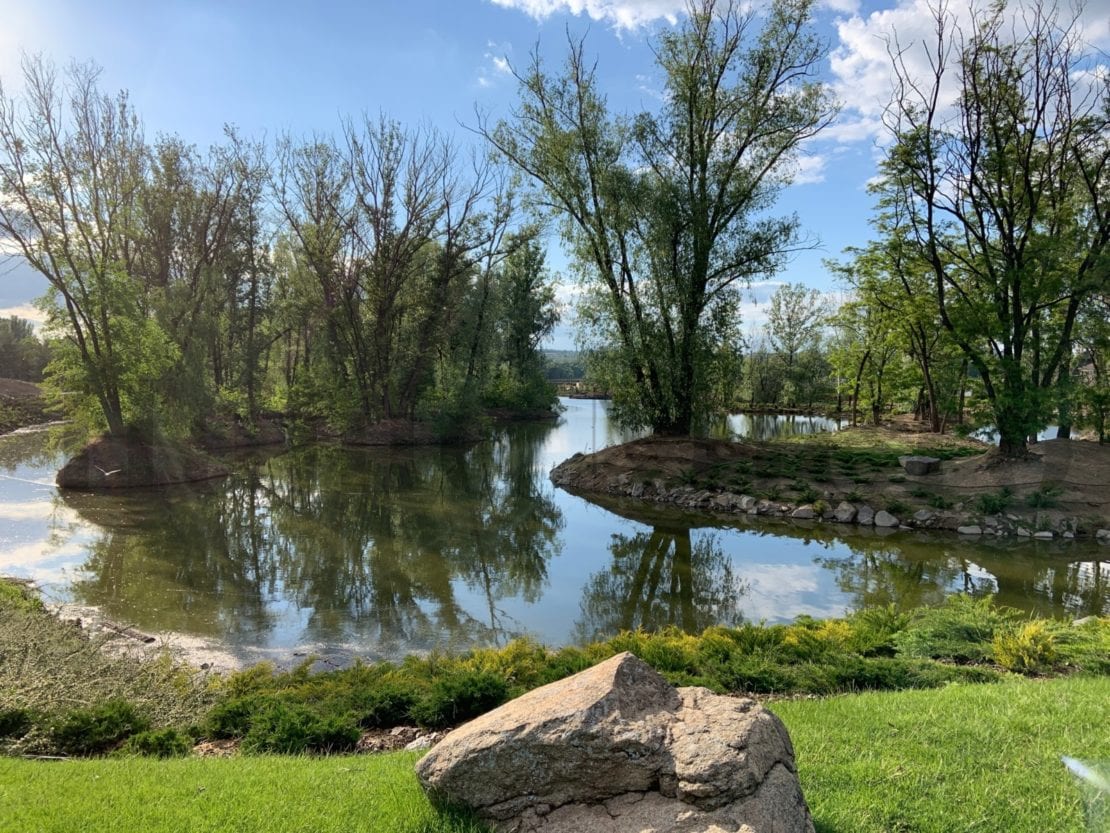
881, 0, 1110, 456
0, 58, 156, 435
487, 0, 835, 435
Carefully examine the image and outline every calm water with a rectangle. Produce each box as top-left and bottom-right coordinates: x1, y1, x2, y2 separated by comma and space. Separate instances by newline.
0, 400, 1105, 665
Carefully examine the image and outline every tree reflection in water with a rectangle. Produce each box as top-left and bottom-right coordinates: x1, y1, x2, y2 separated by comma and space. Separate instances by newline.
818, 533, 1109, 619
62, 421, 563, 659
574, 524, 747, 644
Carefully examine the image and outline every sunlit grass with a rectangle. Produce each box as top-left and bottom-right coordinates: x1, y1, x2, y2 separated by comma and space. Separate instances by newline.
0, 751, 486, 833
776, 675, 1110, 833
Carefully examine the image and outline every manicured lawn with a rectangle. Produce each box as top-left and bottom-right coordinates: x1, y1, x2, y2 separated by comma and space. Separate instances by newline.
0, 751, 485, 833
776, 675, 1110, 833
2, 676, 1106, 833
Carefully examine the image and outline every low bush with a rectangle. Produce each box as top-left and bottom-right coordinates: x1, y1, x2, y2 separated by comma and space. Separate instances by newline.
0, 707, 33, 740
894, 595, 1020, 662
409, 671, 510, 729
50, 699, 150, 756
993, 621, 1057, 674
123, 728, 193, 758
975, 487, 1014, 515
241, 702, 360, 754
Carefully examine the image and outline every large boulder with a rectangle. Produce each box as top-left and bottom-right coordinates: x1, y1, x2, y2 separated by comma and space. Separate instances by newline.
415, 652, 814, 833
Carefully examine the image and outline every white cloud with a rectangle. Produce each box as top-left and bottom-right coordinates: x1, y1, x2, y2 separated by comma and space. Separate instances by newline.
488, 0, 685, 30
0, 304, 46, 326
478, 40, 515, 88
817, 0, 860, 13
828, 0, 1110, 146
790, 154, 827, 185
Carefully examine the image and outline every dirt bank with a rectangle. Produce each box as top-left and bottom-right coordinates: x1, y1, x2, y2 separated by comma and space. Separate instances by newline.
551, 429, 1110, 539
56, 431, 230, 489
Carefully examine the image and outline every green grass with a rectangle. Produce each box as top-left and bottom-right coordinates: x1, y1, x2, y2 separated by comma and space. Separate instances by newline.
0, 751, 486, 833
2, 677, 1105, 833
776, 675, 1110, 833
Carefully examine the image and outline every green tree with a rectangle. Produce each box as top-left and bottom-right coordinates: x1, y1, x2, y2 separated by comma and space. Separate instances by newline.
882, 0, 1110, 456
0, 316, 49, 381
0, 58, 153, 434
487, 0, 835, 435
765, 282, 828, 407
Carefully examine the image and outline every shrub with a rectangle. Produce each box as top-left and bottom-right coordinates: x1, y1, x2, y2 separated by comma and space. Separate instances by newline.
348, 682, 418, 729
204, 694, 278, 739
410, 670, 509, 729
1024, 483, 1062, 509
975, 487, 1013, 515
241, 702, 360, 754
0, 707, 33, 739
50, 699, 150, 756
123, 727, 193, 758
993, 622, 1057, 674
886, 499, 909, 516
894, 596, 1021, 663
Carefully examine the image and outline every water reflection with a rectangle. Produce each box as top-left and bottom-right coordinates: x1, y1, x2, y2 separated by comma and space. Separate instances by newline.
574, 525, 746, 644
818, 535, 1108, 619
60, 422, 563, 659
716, 413, 844, 442
0, 402, 1105, 664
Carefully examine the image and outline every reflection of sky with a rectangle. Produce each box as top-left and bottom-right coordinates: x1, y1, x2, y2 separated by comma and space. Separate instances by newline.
1, 407, 1107, 665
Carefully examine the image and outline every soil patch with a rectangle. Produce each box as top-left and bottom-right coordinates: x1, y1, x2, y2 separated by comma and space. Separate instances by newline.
56, 431, 229, 490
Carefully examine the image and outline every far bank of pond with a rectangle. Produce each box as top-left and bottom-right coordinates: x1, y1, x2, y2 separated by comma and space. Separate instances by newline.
0, 399, 1106, 668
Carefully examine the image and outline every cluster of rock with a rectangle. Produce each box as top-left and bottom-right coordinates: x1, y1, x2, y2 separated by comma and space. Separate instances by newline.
417, 652, 814, 833
552, 463, 1106, 542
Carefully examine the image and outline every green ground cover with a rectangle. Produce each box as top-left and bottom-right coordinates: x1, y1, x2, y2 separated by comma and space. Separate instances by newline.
2, 676, 1105, 833
4, 578, 1108, 757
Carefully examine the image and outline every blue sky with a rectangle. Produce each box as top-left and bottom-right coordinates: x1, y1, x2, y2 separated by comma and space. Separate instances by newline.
2, 0, 1108, 348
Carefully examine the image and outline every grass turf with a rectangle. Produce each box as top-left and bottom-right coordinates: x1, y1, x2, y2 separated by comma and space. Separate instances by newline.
0, 750, 485, 833
2, 676, 1106, 833
775, 675, 1110, 833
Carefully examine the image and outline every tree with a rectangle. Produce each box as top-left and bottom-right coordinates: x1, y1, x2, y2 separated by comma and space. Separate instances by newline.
882, 0, 1110, 456
487, 0, 835, 435
765, 282, 828, 407
0, 58, 156, 435
0, 316, 49, 381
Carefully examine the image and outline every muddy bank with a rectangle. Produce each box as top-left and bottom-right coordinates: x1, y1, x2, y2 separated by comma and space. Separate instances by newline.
56, 431, 229, 489
551, 433, 1110, 540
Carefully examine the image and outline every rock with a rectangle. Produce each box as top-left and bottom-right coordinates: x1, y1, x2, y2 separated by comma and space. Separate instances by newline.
898, 455, 941, 476
1063, 531, 1075, 539
856, 505, 875, 526
957, 525, 982, 536
1016, 527, 1032, 537
739, 495, 757, 512
833, 502, 857, 523
416, 652, 814, 833
1096, 529, 1110, 544
912, 509, 935, 526
1033, 530, 1054, 540
1073, 616, 1100, 627
791, 505, 816, 520
874, 510, 899, 528
405, 736, 436, 751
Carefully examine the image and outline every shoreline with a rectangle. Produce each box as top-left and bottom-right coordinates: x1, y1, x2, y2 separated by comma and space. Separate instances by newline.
549, 432, 1110, 541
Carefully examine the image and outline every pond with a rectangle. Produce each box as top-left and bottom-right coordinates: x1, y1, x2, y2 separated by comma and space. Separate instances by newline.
0, 399, 1105, 666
